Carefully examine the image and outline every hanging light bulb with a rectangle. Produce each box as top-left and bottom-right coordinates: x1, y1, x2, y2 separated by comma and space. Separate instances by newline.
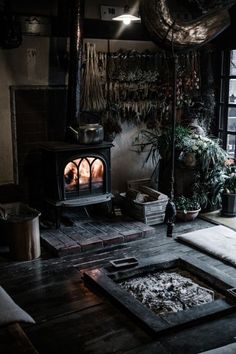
112, 5, 140, 25
123, 17, 131, 25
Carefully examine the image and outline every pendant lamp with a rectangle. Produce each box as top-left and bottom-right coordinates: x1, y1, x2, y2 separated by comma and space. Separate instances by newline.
112, 5, 140, 25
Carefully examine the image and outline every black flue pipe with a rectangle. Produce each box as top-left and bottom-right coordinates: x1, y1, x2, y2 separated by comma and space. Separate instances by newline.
66, 0, 82, 131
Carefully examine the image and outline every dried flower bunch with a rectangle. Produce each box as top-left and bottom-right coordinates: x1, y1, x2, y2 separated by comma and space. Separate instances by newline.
81, 44, 202, 132
81, 43, 106, 112
176, 62, 200, 108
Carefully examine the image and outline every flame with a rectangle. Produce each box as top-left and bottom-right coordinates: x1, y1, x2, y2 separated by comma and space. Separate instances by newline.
64, 162, 78, 190
64, 157, 104, 192
79, 159, 90, 185
91, 159, 104, 180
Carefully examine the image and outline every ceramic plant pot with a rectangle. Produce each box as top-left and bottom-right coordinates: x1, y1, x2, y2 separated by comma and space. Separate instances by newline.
176, 208, 201, 222
221, 193, 236, 217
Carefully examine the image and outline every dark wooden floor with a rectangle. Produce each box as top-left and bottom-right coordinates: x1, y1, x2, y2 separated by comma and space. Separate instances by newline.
1, 217, 236, 354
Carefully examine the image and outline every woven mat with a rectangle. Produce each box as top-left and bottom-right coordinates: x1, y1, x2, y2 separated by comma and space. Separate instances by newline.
176, 225, 236, 267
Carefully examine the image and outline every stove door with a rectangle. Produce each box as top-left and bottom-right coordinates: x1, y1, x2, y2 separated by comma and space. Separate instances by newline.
64, 156, 104, 199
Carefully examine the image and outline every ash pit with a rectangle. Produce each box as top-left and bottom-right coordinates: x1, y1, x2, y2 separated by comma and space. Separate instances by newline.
120, 270, 216, 315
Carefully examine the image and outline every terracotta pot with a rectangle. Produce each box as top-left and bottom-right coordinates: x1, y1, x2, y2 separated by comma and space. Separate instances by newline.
176, 208, 201, 222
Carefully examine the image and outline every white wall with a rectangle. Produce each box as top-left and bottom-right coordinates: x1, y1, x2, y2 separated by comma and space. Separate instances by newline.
111, 122, 154, 193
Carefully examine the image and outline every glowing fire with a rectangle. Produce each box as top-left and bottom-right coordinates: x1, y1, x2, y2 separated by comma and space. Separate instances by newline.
64, 157, 104, 191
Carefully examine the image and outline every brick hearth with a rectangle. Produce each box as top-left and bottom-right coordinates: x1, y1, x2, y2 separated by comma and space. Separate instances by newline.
40, 216, 155, 256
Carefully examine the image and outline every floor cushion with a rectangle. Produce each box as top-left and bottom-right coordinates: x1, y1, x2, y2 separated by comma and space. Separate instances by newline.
199, 343, 236, 353
0, 286, 35, 327
176, 225, 236, 267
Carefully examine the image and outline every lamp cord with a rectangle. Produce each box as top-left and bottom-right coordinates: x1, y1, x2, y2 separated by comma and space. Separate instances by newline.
165, 22, 177, 237
170, 23, 177, 202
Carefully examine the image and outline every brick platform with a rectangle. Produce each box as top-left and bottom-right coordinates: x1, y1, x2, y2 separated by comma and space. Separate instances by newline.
40, 216, 156, 256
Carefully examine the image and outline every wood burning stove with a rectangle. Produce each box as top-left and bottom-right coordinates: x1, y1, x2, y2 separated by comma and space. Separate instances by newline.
41, 141, 113, 209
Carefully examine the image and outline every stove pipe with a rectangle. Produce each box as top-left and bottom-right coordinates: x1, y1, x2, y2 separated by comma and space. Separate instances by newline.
66, 0, 82, 135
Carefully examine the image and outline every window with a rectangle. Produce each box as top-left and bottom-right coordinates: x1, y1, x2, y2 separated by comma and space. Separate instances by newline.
218, 50, 236, 158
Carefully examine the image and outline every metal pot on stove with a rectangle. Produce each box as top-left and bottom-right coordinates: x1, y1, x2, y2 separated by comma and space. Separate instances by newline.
78, 123, 104, 144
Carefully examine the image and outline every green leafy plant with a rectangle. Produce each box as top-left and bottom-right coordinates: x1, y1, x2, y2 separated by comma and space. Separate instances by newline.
174, 195, 200, 211
193, 168, 226, 209
178, 134, 227, 209
132, 125, 190, 166
158, 125, 190, 161
177, 134, 226, 165
133, 125, 227, 210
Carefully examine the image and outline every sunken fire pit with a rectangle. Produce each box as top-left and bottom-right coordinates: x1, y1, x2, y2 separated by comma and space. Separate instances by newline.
84, 255, 236, 336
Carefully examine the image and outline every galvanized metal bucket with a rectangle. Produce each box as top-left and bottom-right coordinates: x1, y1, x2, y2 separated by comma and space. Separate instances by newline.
0, 203, 41, 261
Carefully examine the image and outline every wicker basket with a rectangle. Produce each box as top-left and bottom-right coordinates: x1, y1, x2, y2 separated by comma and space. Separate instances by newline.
121, 185, 168, 225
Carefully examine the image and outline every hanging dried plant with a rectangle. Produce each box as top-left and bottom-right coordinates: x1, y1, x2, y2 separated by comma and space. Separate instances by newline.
80, 43, 106, 112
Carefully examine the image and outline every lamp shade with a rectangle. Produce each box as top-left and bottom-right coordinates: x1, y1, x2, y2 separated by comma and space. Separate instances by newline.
112, 6, 140, 25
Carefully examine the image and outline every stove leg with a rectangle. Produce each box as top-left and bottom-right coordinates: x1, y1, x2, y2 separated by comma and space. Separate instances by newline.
83, 207, 90, 218
107, 200, 114, 215
55, 206, 62, 228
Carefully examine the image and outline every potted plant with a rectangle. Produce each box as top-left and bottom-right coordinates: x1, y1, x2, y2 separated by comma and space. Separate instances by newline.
174, 195, 201, 221
175, 132, 227, 211
133, 126, 227, 211
221, 161, 236, 217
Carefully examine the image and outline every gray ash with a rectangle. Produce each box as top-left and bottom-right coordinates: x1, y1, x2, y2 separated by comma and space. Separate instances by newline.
120, 271, 214, 315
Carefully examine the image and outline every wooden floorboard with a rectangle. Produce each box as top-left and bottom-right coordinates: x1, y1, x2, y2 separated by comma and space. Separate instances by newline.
0, 323, 39, 354
1, 217, 236, 353
26, 302, 152, 354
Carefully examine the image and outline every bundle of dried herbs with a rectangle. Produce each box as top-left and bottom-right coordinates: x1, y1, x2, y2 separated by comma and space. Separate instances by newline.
80, 43, 106, 112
